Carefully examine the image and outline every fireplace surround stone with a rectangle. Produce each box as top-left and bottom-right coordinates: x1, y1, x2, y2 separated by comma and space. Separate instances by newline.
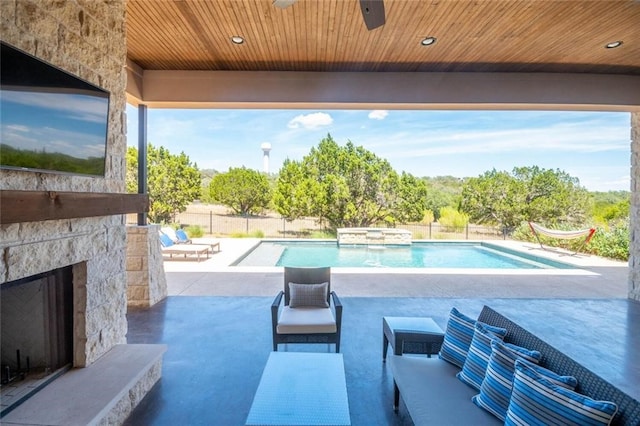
0, 1, 164, 423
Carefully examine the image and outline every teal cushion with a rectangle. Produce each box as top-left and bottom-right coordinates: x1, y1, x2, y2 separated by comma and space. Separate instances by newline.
159, 233, 174, 247
472, 340, 541, 421
457, 322, 507, 390
438, 307, 477, 368
505, 360, 617, 426
175, 229, 191, 242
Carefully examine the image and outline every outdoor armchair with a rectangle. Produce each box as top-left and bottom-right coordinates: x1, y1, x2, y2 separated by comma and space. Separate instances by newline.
271, 266, 342, 352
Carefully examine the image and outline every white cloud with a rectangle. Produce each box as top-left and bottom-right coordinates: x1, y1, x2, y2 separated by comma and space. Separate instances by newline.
5, 124, 29, 132
287, 112, 333, 129
2, 91, 108, 124
368, 110, 388, 120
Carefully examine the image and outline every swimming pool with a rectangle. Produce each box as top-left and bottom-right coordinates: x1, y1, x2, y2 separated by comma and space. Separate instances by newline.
235, 241, 574, 269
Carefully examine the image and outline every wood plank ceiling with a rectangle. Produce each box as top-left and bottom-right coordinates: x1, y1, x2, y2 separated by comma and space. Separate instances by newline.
126, 0, 640, 75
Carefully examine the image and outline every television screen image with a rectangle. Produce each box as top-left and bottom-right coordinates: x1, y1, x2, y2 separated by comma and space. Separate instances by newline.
0, 42, 110, 177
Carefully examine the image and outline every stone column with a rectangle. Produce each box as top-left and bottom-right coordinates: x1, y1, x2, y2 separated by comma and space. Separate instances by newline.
630, 112, 639, 301
127, 225, 168, 307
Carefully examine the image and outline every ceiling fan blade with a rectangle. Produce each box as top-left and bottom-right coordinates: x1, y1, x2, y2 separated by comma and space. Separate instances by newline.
359, 0, 385, 30
273, 0, 297, 9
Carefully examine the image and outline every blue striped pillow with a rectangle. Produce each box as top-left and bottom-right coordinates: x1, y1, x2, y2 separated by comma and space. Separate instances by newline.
457, 322, 507, 390
439, 307, 477, 368
506, 360, 618, 426
517, 358, 578, 390
472, 340, 542, 421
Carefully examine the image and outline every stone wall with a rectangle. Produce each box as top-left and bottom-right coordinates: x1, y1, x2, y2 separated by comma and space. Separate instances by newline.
127, 225, 168, 308
0, 0, 128, 366
337, 228, 413, 245
630, 112, 639, 301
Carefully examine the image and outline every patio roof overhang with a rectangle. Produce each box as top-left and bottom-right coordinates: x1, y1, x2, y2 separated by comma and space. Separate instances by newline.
125, 0, 640, 111
125, 65, 640, 112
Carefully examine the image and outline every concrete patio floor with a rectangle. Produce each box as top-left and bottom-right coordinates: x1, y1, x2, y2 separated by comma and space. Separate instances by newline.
124, 239, 639, 425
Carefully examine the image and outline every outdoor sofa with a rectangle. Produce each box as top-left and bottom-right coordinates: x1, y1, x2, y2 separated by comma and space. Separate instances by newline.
389, 305, 640, 426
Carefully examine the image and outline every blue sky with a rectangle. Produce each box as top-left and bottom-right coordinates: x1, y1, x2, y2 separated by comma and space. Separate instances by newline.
2, 91, 109, 159
126, 106, 631, 192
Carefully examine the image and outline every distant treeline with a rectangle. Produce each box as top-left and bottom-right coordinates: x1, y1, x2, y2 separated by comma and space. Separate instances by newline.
0, 144, 105, 176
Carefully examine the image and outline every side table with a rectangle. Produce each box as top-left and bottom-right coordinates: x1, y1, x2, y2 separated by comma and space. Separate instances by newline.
382, 316, 444, 362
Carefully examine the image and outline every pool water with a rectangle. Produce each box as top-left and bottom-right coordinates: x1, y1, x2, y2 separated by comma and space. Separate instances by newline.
242, 241, 573, 269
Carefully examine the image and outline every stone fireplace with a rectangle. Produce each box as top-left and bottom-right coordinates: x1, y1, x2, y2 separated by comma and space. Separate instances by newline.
1, 1, 164, 424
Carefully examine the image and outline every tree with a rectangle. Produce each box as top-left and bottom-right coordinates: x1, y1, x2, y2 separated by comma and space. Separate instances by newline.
209, 166, 271, 215
126, 144, 201, 223
273, 134, 427, 230
513, 166, 590, 225
460, 166, 590, 230
199, 168, 219, 204
591, 191, 630, 224
422, 176, 463, 220
460, 169, 525, 230
272, 159, 318, 220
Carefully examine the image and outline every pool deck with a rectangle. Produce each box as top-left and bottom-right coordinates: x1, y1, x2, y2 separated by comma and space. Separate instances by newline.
122, 238, 638, 425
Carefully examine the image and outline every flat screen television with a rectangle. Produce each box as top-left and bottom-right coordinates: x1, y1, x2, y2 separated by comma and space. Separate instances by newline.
0, 42, 110, 177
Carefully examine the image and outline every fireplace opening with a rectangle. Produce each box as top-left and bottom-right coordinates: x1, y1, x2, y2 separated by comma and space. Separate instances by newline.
0, 266, 74, 417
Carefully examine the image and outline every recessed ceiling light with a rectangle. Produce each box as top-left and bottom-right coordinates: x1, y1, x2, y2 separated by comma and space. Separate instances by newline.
605, 41, 622, 49
421, 37, 437, 46
231, 36, 245, 45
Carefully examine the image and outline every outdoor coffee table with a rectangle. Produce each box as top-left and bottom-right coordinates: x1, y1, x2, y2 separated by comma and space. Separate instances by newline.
382, 316, 445, 361
246, 352, 351, 425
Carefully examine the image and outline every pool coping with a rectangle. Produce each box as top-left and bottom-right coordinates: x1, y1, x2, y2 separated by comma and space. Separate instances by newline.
162, 238, 626, 276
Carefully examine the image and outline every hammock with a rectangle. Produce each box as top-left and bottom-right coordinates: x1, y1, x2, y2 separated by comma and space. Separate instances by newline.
528, 222, 596, 255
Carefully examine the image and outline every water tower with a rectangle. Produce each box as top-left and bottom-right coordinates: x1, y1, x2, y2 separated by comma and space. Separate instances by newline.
261, 142, 272, 174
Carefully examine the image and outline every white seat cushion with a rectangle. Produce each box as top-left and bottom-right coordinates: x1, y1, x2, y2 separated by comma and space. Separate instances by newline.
276, 306, 337, 334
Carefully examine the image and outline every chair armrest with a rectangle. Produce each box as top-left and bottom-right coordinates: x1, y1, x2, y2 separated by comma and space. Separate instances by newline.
331, 291, 342, 327
272, 291, 284, 309
393, 329, 444, 356
271, 291, 284, 330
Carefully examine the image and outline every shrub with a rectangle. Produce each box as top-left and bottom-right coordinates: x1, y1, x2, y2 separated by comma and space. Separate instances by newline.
184, 225, 204, 238
421, 210, 435, 224
310, 230, 336, 239
511, 222, 534, 242
438, 207, 469, 232
586, 220, 629, 261
230, 230, 264, 238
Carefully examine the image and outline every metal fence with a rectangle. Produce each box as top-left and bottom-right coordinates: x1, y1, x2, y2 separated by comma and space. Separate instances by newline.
127, 207, 509, 241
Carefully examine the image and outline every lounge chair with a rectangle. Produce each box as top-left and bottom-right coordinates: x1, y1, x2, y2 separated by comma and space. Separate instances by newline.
190, 237, 221, 253
161, 227, 220, 252
175, 229, 192, 243
158, 233, 211, 261
160, 227, 191, 244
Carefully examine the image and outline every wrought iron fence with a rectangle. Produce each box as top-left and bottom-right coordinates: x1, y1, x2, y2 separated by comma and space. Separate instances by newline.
127, 206, 509, 241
